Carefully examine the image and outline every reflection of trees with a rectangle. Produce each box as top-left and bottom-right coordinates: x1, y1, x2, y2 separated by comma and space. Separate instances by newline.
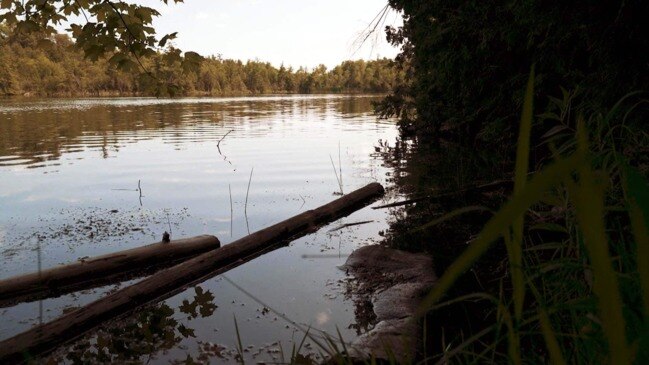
375, 137, 511, 360
376, 136, 507, 268
334, 97, 374, 116
0, 103, 182, 166
48, 286, 217, 364
0, 97, 381, 169
179, 286, 217, 319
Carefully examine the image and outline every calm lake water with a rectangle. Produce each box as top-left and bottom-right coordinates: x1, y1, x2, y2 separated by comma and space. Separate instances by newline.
0, 95, 400, 363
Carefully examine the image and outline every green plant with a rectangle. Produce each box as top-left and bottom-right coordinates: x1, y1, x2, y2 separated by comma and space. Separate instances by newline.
414, 70, 648, 364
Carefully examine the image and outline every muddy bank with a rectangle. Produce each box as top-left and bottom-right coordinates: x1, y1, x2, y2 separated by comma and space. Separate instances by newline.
340, 245, 436, 362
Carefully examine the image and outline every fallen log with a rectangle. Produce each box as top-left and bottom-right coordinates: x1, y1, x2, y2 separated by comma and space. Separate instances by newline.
0, 235, 221, 308
0, 182, 385, 363
373, 179, 513, 209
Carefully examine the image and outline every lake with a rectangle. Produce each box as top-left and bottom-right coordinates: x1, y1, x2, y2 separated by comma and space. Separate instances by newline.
0, 95, 400, 363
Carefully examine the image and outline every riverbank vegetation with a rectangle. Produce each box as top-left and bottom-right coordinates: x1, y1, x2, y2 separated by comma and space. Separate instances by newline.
0, 25, 402, 97
378, 1, 649, 363
1, 0, 648, 362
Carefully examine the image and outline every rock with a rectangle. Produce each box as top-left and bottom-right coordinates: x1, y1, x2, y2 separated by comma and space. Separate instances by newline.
340, 245, 436, 362
348, 318, 419, 363
341, 245, 433, 283
372, 282, 431, 321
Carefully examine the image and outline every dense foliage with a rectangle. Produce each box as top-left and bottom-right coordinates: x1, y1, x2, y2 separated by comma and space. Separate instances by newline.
0, 0, 190, 80
2, 1, 648, 363
0, 26, 402, 96
381, 0, 649, 145
378, 1, 649, 364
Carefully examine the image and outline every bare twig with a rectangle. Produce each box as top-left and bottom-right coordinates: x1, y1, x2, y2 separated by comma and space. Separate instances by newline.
338, 142, 343, 193
103, 0, 152, 75
301, 254, 350, 259
221, 275, 350, 350
217, 129, 234, 153
229, 184, 233, 237
350, 4, 391, 57
244, 168, 253, 235
244, 168, 253, 215
138, 179, 143, 206
372, 179, 514, 209
329, 155, 343, 195
217, 130, 234, 165
73, 0, 90, 22
166, 211, 172, 238
111, 180, 143, 205
327, 220, 374, 233
298, 194, 306, 210
37, 239, 42, 325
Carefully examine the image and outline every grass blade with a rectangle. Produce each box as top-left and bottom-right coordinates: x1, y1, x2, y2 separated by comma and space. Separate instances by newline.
565, 118, 629, 364
330, 154, 343, 194
416, 153, 584, 315
538, 308, 566, 365
510, 66, 535, 322
414, 206, 492, 232
244, 167, 254, 216
233, 316, 245, 365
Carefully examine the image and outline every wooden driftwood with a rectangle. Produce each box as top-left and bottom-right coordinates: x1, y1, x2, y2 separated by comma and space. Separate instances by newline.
0, 235, 221, 308
373, 179, 513, 209
0, 182, 385, 363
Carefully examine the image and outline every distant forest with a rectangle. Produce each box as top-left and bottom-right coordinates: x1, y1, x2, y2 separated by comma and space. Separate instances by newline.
0, 25, 403, 97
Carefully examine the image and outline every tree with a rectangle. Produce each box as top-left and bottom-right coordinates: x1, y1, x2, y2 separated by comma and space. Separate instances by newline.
381, 0, 649, 143
0, 0, 202, 94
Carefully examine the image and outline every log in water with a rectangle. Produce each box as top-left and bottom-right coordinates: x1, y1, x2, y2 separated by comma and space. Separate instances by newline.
0, 235, 221, 308
0, 182, 385, 363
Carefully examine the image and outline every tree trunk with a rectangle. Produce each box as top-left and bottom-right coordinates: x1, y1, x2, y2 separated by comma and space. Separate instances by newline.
0, 182, 384, 363
0, 235, 221, 308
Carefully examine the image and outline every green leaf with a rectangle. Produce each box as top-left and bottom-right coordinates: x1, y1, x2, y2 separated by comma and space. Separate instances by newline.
541, 124, 569, 139
119, 59, 139, 72
158, 32, 177, 47
177, 324, 196, 338
107, 52, 127, 64
84, 44, 105, 61
16, 20, 40, 33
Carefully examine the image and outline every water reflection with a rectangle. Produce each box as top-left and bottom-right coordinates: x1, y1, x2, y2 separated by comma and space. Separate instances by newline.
51, 286, 216, 364
0, 95, 398, 363
0, 96, 377, 169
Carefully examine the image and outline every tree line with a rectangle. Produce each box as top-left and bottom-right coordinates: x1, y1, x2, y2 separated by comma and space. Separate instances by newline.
0, 25, 403, 97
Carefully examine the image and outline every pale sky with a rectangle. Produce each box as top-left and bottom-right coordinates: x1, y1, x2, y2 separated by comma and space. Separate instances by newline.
136, 0, 402, 69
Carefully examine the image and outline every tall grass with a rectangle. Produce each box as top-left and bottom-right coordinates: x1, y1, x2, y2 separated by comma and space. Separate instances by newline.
416, 70, 648, 364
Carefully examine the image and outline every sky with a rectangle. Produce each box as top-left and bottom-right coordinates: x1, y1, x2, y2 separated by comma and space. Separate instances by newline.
136, 0, 403, 69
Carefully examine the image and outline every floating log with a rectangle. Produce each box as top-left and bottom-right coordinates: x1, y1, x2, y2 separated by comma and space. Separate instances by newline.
0, 182, 385, 363
0, 235, 221, 308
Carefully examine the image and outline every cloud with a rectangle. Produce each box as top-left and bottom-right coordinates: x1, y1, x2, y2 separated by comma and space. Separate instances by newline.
194, 12, 211, 20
